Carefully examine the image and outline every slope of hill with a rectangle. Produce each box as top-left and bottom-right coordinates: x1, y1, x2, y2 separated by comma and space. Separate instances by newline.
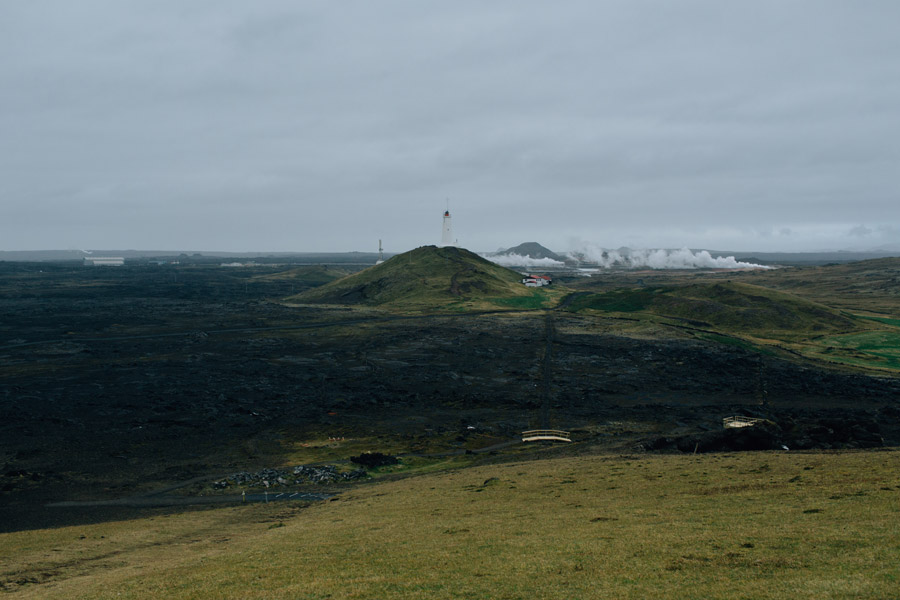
290, 245, 558, 310
739, 257, 900, 313
567, 282, 861, 339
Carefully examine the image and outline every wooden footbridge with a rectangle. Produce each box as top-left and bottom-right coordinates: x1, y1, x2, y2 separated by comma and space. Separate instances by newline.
522, 429, 572, 443
722, 416, 764, 429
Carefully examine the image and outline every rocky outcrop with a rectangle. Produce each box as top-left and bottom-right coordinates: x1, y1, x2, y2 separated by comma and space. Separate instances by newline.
212, 465, 367, 489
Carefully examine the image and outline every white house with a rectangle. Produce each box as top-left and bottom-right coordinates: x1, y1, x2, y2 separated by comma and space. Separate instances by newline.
522, 274, 552, 287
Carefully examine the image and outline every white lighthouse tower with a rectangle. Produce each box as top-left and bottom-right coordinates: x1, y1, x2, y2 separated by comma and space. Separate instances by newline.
440, 209, 455, 247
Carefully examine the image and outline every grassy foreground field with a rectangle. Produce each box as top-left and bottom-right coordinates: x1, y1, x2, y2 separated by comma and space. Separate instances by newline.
3, 450, 899, 599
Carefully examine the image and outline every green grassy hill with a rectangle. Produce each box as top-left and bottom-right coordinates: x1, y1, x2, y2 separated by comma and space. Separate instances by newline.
568, 282, 860, 339
741, 257, 900, 313
565, 281, 900, 372
290, 245, 562, 311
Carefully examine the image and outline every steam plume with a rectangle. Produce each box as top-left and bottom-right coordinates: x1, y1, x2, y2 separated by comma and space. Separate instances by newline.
483, 253, 566, 268
567, 245, 771, 270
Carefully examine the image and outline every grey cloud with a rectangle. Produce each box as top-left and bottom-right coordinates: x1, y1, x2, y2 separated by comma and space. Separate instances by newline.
1, 1, 899, 252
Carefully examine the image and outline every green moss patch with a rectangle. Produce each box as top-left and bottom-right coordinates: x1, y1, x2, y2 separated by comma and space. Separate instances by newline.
810, 331, 900, 371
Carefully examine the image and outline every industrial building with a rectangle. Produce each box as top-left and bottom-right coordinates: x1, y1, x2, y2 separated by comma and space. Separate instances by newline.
83, 256, 125, 266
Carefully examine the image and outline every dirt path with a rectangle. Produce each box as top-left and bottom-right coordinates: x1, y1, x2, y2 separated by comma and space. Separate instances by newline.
540, 313, 555, 429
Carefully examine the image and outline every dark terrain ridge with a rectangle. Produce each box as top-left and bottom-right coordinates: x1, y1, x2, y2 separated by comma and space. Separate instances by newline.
1, 248, 899, 532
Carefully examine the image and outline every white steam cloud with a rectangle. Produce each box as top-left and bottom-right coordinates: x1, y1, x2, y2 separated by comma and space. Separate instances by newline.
568, 245, 771, 270
483, 253, 567, 268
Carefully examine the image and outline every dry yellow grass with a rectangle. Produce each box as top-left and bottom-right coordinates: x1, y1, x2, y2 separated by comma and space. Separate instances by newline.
3, 450, 899, 599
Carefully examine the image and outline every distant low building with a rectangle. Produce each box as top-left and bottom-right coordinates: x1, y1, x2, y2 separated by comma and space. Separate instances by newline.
522, 274, 552, 287
83, 256, 124, 266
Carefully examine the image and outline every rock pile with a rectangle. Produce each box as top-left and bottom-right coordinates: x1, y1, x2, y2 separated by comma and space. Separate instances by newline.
293, 464, 367, 483
212, 465, 366, 489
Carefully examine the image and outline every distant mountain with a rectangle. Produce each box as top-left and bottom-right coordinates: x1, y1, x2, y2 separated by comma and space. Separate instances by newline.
292, 245, 538, 309
496, 242, 566, 262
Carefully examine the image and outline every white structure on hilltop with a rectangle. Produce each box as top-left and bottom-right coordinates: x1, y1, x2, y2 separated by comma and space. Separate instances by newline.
376, 239, 385, 264
440, 210, 455, 247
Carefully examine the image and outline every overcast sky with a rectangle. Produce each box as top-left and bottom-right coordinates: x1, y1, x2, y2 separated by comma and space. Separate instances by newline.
2, 1, 899, 253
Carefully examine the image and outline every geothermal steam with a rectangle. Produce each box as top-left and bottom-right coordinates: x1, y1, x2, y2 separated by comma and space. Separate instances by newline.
569, 245, 770, 269
484, 253, 566, 268
484, 244, 771, 270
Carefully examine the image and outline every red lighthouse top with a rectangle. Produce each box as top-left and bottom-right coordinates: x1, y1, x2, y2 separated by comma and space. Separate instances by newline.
444, 210, 450, 217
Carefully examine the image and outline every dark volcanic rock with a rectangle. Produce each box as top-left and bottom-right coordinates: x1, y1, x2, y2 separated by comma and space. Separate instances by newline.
3, 261, 900, 532
642, 412, 886, 453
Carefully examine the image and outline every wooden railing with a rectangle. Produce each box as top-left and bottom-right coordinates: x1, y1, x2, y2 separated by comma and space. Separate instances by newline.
522, 429, 572, 442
